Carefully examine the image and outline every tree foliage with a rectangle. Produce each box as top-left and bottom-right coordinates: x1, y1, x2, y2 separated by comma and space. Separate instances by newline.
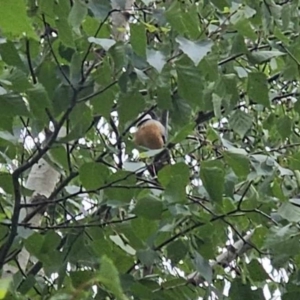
0, 0, 300, 299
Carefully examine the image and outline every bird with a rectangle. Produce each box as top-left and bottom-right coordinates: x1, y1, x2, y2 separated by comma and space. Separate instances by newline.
134, 112, 166, 150
134, 111, 170, 175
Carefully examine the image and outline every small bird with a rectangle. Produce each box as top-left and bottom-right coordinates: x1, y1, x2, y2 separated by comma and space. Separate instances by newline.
134, 112, 166, 150
134, 112, 170, 175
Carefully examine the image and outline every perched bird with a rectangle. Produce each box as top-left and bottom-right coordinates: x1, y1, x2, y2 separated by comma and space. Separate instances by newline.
134, 112, 170, 175
134, 112, 166, 150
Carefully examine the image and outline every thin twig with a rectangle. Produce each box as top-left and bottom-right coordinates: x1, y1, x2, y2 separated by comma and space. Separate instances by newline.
25, 39, 37, 84
41, 14, 75, 90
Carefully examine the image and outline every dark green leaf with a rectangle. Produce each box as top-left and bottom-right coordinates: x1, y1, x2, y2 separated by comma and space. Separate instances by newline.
130, 23, 147, 57
247, 260, 269, 282
193, 252, 213, 284
229, 109, 253, 138
98, 255, 129, 300
136, 249, 159, 268
224, 150, 250, 178
105, 171, 136, 203
118, 92, 144, 126
79, 162, 110, 190
200, 160, 225, 203
0, 172, 13, 194
68, 0, 87, 34
176, 59, 203, 108
0, 94, 29, 117
167, 240, 187, 264
277, 115, 292, 139
55, 18, 75, 48
247, 72, 270, 107
230, 279, 265, 300
133, 196, 163, 220
0, 41, 26, 71
26, 83, 52, 123
158, 162, 190, 188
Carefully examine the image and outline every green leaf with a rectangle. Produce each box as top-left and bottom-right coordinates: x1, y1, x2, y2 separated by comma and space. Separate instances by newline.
79, 162, 110, 190
247, 260, 269, 282
133, 196, 163, 220
70, 270, 95, 288
24, 232, 44, 257
36, 61, 61, 100
288, 152, 300, 171
0, 172, 13, 194
176, 37, 213, 66
158, 162, 190, 188
281, 4, 291, 30
26, 83, 52, 124
164, 176, 188, 204
86, 1, 111, 20
212, 93, 222, 119
68, 0, 87, 35
136, 249, 159, 267
91, 91, 115, 121
110, 43, 126, 72
109, 235, 136, 256
130, 23, 147, 57
98, 255, 129, 300
88, 37, 116, 51
48, 146, 69, 171
131, 219, 158, 249
234, 19, 257, 42
277, 115, 292, 139
249, 50, 286, 64
247, 72, 270, 107
176, 59, 203, 108
193, 252, 213, 284
0, 0, 37, 38
170, 122, 195, 144
0, 131, 19, 145
200, 160, 225, 203
105, 171, 136, 203
0, 278, 11, 299
0, 41, 26, 71
224, 150, 250, 178
5, 69, 32, 93
55, 18, 75, 49
181, 7, 201, 39
229, 110, 253, 138
39, 0, 55, 16
146, 49, 166, 73
118, 92, 144, 126
278, 202, 300, 222
230, 279, 265, 300
157, 87, 172, 110
167, 239, 187, 264
165, 2, 186, 35
231, 34, 248, 55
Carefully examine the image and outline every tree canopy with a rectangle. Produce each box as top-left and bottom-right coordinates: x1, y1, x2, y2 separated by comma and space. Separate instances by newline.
1, 0, 300, 299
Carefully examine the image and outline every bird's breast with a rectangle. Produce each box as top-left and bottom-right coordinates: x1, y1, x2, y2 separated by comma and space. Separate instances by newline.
134, 122, 165, 149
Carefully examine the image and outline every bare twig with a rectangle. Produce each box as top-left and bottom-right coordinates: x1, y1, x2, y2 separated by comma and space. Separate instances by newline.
25, 39, 37, 84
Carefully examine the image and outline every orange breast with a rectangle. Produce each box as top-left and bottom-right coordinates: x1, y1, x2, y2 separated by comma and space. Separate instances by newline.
134, 122, 164, 149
